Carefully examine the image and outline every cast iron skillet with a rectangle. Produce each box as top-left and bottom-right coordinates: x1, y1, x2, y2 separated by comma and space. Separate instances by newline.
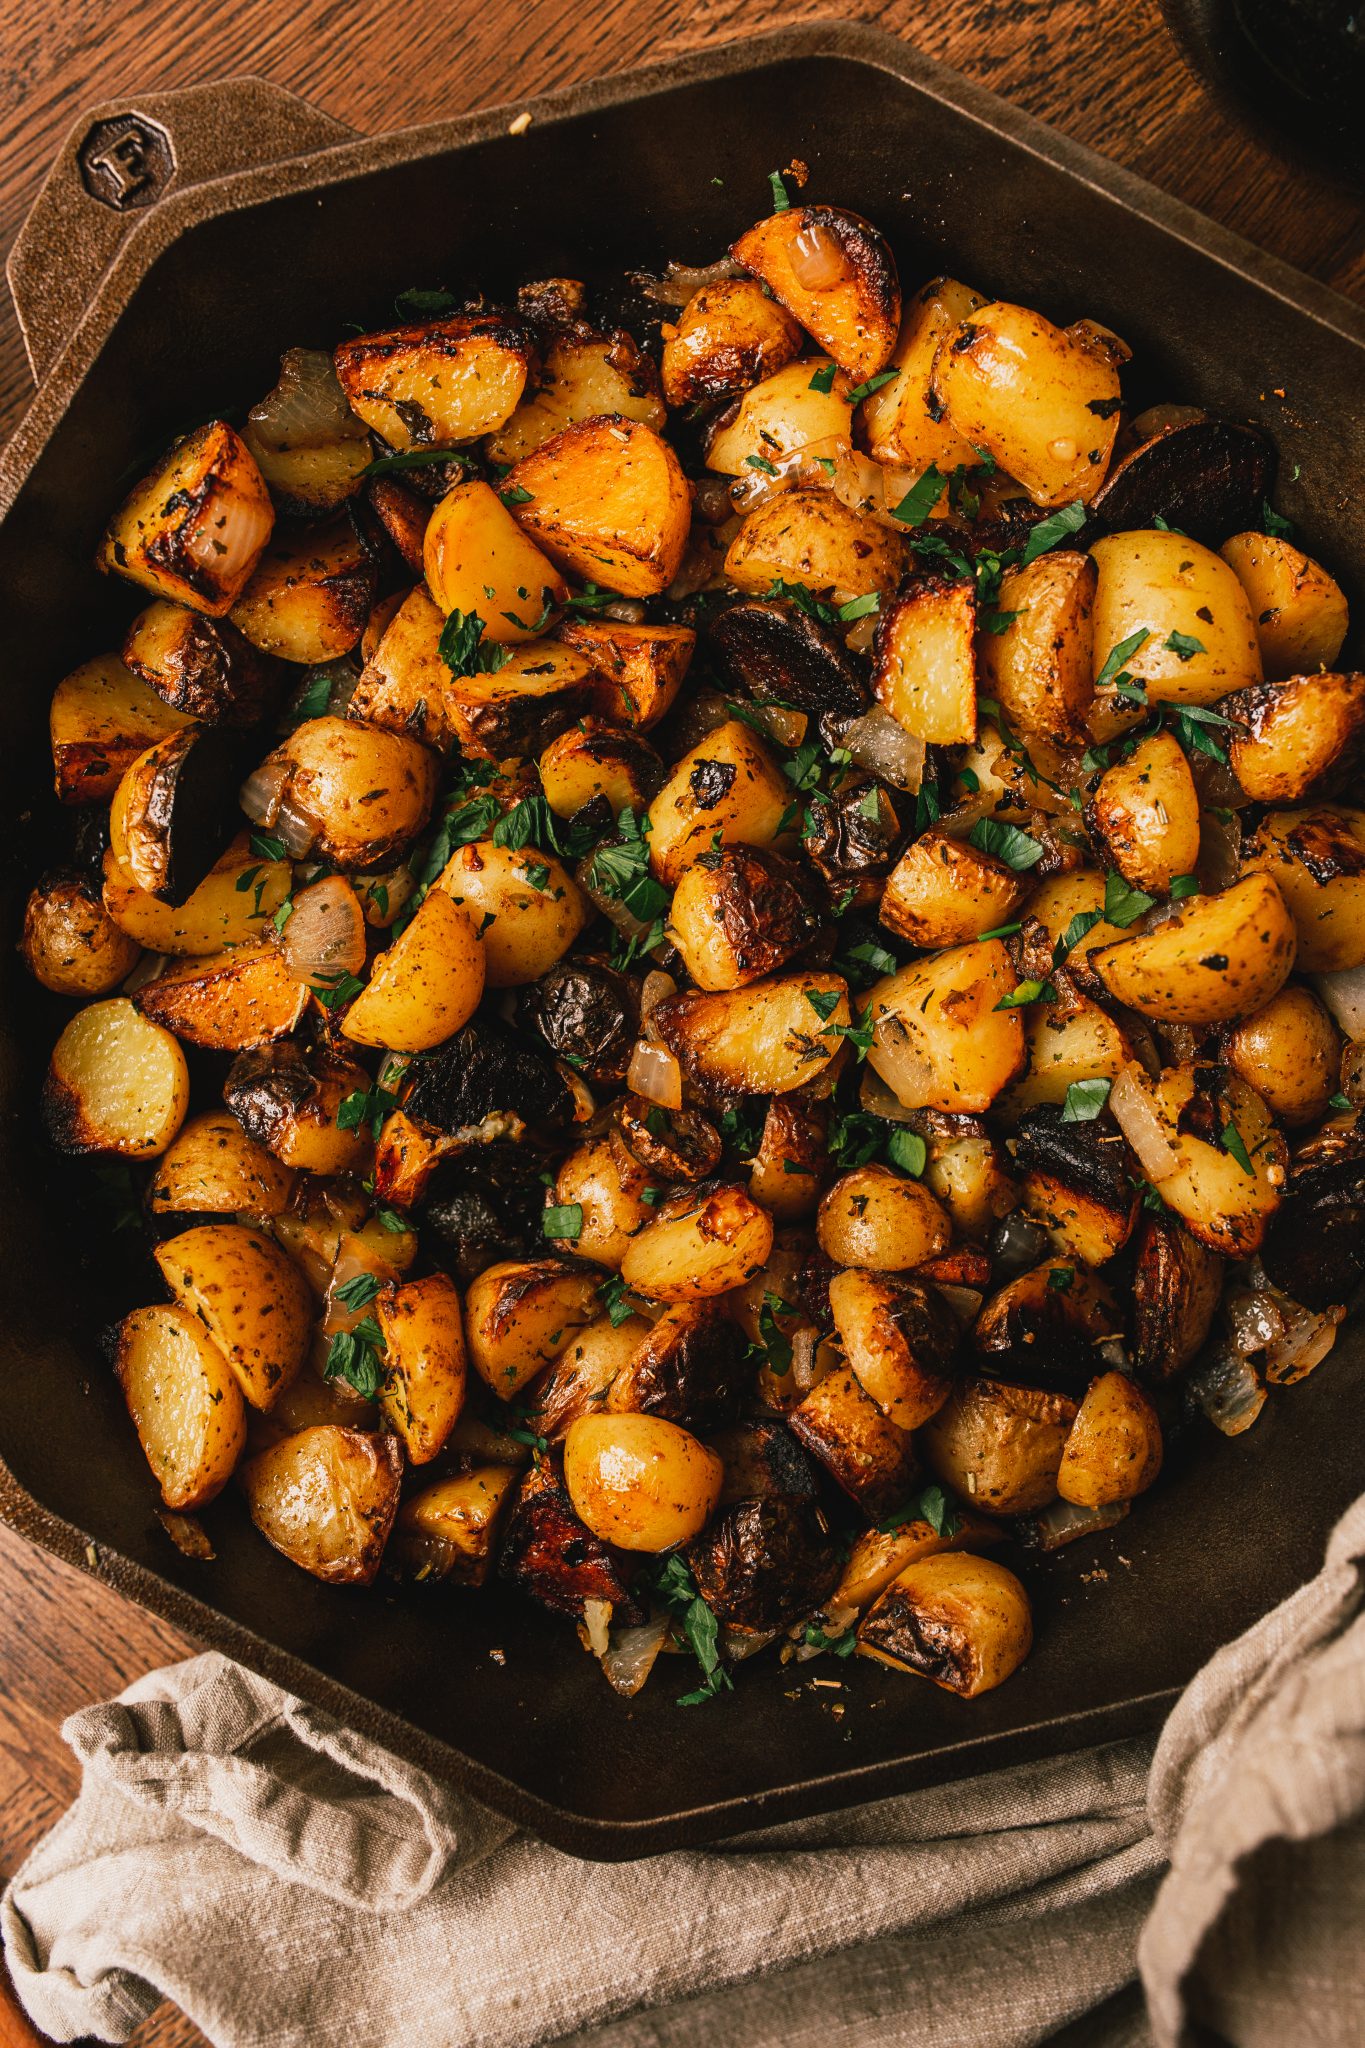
1, 24, 1362, 1859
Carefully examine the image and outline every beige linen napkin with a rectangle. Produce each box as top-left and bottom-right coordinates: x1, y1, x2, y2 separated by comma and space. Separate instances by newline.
4, 1493, 1364, 2048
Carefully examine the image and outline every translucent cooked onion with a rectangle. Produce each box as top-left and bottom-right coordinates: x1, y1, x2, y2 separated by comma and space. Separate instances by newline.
239, 757, 289, 828
637, 256, 741, 307
789, 1326, 819, 1391
640, 971, 678, 1029
1189, 1346, 1266, 1436
724, 1626, 780, 1664
122, 951, 168, 995
1196, 808, 1241, 894
790, 218, 849, 292
1109, 1065, 1180, 1181
274, 796, 320, 860
866, 1013, 936, 1109
1031, 1498, 1131, 1552
1313, 967, 1365, 1040
936, 1285, 984, 1325
843, 614, 879, 658
248, 347, 367, 452
844, 709, 925, 792
1265, 1301, 1343, 1385
991, 1210, 1050, 1276
182, 490, 274, 590
322, 1243, 399, 1339
601, 1613, 670, 1697
1226, 1287, 1284, 1357
627, 1040, 682, 1110
601, 599, 647, 624
582, 1598, 612, 1660
858, 1067, 923, 1124
282, 876, 367, 986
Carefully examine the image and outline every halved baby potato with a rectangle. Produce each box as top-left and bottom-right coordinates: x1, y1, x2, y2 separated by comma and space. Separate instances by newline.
148, 1110, 295, 1222
548, 1136, 653, 1268
422, 479, 568, 638
224, 1041, 375, 1174
618, 1181, 774, 1301
136, 944, 308, 1052
538, 720, 664, 821
704, 356, 854, 475
390, 1465, 521, 1586
922, 1376, 1077, 1515
1242, 805, 1365, 973
867, 941, 1024, 1114
99, 420, 275, 615
375, 1272, 466, 1464
465, 1258, 601, 1397
1225, 673, 1365, 803
112, 1303, 247, 1510
1091, 873, 1295, 1024
860, 275, 986, 471
154, 1222, 313, 1408
817, 1168, 951, 1272
229, 513, 377, 665
109, 725, 252, 905
1089, 531, 1262, 708
829, 1268, 960, 1431
437, 842, 587, 987
724, 489, 903, 603
1056, 1370, 1162, 1508
858, 1552, 1032, 1697
1147, 1064, 1286, 1258
730, 205, 900, 382
506, 417, 691, 598
22, 875, 140, 997
979, 550, 1096, 742
123, 601, 280, 726
879, 825, 1030, 947
42, 999, 188, 1158
1085, 732, 1201, 894
49, 653, 193, 806
666, 846, 818, 991
334, 312, 535, 449
661, 277, 804, 408
265, 717, 439, 867
441, 641, 594, 758
652, 973, 850, 1097
242, 1426, 403, 1584
342, 891, 485, 1052
872, 573, 976, 745
1220, 531, 1349, 680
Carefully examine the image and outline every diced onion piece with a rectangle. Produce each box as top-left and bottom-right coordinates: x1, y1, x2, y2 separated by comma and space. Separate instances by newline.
1031, 1497, 1130, 1552
240, 757, 289, 828
790, 1325, 819, 1392
183, 491, 274, 594
274, 797, 320, 860
627, 1040, 683, 1110
1314, 967, 1365, 1041
724, 1626, 780, 1664
1265, 1301, 1343, 1385
601, 1613, 670, 1697
640, 971, 678, 1030
1109, 1064, 1180, 1182
867, 1015, 936, 1110
1225, 1287, 1285, 1357
790, 218, 850, 291
990, 1210, 1050, 1276
123, 951, 169, 996
843, 614, 879, 658
248, 348, 367, 452
857, 1068, 924, 1125
843, 708, 926, 792
1189, 1347, 1267, 1437
936, 1285, 984, 1325
790, 1601, 858, 1661
583, 1597, 612, 1660
638, 256, 741, 307
281, 877, 367, 987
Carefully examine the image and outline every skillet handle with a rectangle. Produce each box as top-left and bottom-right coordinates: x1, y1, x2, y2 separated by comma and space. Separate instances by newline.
6, 78, 355, 385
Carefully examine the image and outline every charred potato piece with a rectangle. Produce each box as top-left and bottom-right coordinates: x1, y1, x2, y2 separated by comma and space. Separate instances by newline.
999, 995, 1136, 1121
538, 720, 664, 819
1013, 1107, 1140, 1266
390, 1465, 520, 1586
830, 1268, 961, 1431
230, 513, 377, 666
614, 1096, 722, 1182
667, 846, 820, 991
505, 417, 690, 598
730, 205, 899, 382
564, 1412, 722, 1551
42, 999, 188, 1158
1089, 531, 1261, 709
788, 1366, 918, 1519
687, 1494, 839, 1635
499, 1453, 638, 1612
243, 346, 371, 516
860, 275, 986, 471
49, 653, 193, 805
872, 572, 976, 745
486, 329, 665, 466
974, 1257, 1119, 1391
521, 958, 637, 1090
367, 478, 429, 574
1092, 874, 1296, 1024
1057, 1371, 1162, 1507
922, 1376, 1077, 1515
465, 1258, 600, 1397
375, 1272, 466, 1464
342, 891, 485, 1053
549, 1135, 653, 1267
558, 619, 696, 730
1220, 531, 1349, 679
399, 1016, 574, 1133
347, 586, 458, 749
711, 1418, 820, 1506
879, 826, 1030, 948
123, 601, 281, 725
867, 942, 1025, 1115
242, 1426, 403, 1584
930, 303, 1121, 508
834, 1510, 1000, 1611
441, 642, 594, 758
725, 489, 902, 604
707, 597, 868, 718
109, 725, 253, 905
1148, 1063, 1286, 1258
22, 873, 140, 996
136, 944, 307, 1052
112, 1303, 247, 1510
645, 718, 792, 884
1225, 674, 1365, 803
98, 421, 274, 615
371, 1108, 460, 1210
1086, 733, 1200, 894
858, 1552, 1032, 1697
148, 1110, 294, 1222
1131, 1211, 1224, 1384
652, 973, 850, 1098
1089, 418, 1274, 546
334, 312, 535, 449
1243, 805, 1365, 973
662, 277, 804, 408
705, 355, 854, 474
1226, 985, 1340, 1127
225, 1041, 374, 1174
1023, 871, 1126, 989
817, 1168, 951, 1273
422, 480, 568, 639
438, 840, 587, 987
155, 1223, 312, 1409
618, 1182, 774, 1301
1260, 1119, 1365, 1309
979, 551, 1096, 742
266, 717, 438, 867
607, 1302, 749, 1428
529, 1312, 648, 1440
748, 1093, 826, 1219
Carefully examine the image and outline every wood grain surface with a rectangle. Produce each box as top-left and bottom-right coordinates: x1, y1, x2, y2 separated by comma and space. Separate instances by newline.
0, 3, 1360, 2043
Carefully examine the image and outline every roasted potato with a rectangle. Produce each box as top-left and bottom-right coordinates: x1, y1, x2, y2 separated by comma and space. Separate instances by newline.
725, 488, 902, 603
263, 717, 438, 867
505, 417, 690, 598
666, 846, 819, 990
109, 725, 252, 905
748, 1094, 827, 1220
1144, 1063, 1286, 1257
375, 1272, 466, 1464
99, 421, 274, 615
922, 1126, 1019, 1239
867, 942, 1025, 1114
879, 825, 1030, 947
817, 1168, 950, 1272
1086, 733, 1200, 894
441, 640, 595, 758
102, 835, 290, 956
618, 1182, 774, 1300
704, 356, 854, 475
973, 1256, 1117, 1388
858, 1553, 1032, 1697
334, 312, 535, 448
345, 586, 457, 748
1056, 1371, 1162, 1507
922, 1376, 1077, 1515
242, 346, 371, 517
1130, 1212, 1224, 1384
872, 573, 976, 745
538, 720, 664, 821
652, 973, 850, 1098
438, 840, 587, 987
49, 653, 193, 805
342, 891, 485, 1052
860, 275, 986, 470
1092, 873, 1296, 1024
155, 1223, 312, 1408
225, 1040, 374, 1175
229, 513, 376, 665
1089, 531, 1262, 708
830, 1268, 961, 1430
979, 550, 1096, 742
645, 718, 792, 884
558, 619, 696, 730
661, 277, 804, 408
123, 601, 280, 725
1242, 805, 1365, 973
390, 1465, 520, 1586
999, 991, 1136, 1121
42, 998, 188, 1158
730, 205, 900, 382
531, 1311, 648, 1439
22, 874, 140, 996
1220, 531, 1349, 679
1225, 673, 1365, 803
135, 943, 307, 1052
242, 1426, 403, 1584
564, 1412, 722, 1551
788, 1366, 918, 1518
1013, 1107, 1140, 1266
422, 479, 568, 637
112, 1304, 247, 1510
548, 1135, 653, 1267
486, 329, 666, 466
465, 1258, 600, 1397
148, 1110, 294, 1223
607, 1301, 749, 1428
1225, 984, 1340, 1127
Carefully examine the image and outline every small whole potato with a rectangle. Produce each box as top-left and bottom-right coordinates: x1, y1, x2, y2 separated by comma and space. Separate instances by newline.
922, 1377, 1077, 1516
438, 841, 588, 987
1057, 1371, 1163, 1508
1225, 984, 1340, 1127
22, 875, 141, 996
549, 1135, 653, 1268
817, 1166, 951, 1271
563, 1412, 722, 1551
619, 1181, 774, 1301
272, 717, 439, 867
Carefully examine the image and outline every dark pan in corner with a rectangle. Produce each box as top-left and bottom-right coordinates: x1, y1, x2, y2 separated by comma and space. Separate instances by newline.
1, 25, 1362, 1859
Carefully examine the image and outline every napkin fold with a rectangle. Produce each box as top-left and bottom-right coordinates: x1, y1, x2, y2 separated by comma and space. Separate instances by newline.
5, 1493, 1364, 2048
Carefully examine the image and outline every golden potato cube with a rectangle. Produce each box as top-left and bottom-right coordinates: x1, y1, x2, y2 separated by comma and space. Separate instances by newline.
99, 421, 275, 615
334, 312, 534, 449
41, 998, 189, 1159
505, 417, 690, 598
872, 574, 977, 745
730, 205, 900, 383
242, 1427, 403, 1584
154, 1223, 313, 1409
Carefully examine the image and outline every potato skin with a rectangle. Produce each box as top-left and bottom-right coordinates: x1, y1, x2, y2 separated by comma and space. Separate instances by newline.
422, 479, 567, 640
123, 600, 280, 726
857, 1552, 1032, 1697
662, 278, 804, 408
788, 1366, 918, 1518
1220, 532, 1349, 679
112, 1303, 247, 1509
135, 944, 308, 1053
1225, 674, 1365, 803
1085, 733, 1200, 894
42, 998, 189, 1159
666, 846, 819, 991
730, 205, 900, 382
860, 275, 985, 471
1092, 874, 1296, 1024
50, 653, 192, 805
923, 1376, 1078, 1515
229, 513, 376, 665
242, 1427, 403, 1585
271, 717, 438, 868
538, 720, 664, 821
99, 421, 274, 615
1089, 531, 1261, 708
645, 719, 791, 885
103, 836, 290, 956
548, 1134, 652, 1268
652, 973, 850, 1098
979, 550, 1095, 741
437, 841, 587, 987
618, 1182, 774, 1301
817, 1169, 950, 1272
1149, 1064, 1286, 1258
376, 1272, 466, 1464
1225, 985, 1340, 1128
607, 1301, 749, 1429
465, 1259, 600, 1398
148, 1110, 295, 1222
1057, 1371, 1162, 1507
154, 1223, 313, 1410
347, 586, 459, 749
867, 942, 1025, 1115
725, 489, 903, 604
334, 312, 534, 449
829, 1268, 961, 1431
1243, 805, 1365, 973
558, 620, 696, 731
224, 1041, 373, 1175
563, 1412, 722, 1552
879, 827, 1029, 948
22, 875, 140, 996
390, 1465, 520, 1587
705, 356, 853, 475
506, 417, 690, 598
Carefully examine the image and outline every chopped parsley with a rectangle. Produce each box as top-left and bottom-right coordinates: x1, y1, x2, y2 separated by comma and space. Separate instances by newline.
336, 1084, 398, 1140
1018, 501, 1087, 565
1261, 499, 1295, 540
1062, 1078, 1111, 1123
808, 363, 837, 395
1095, 627, 1151, 695
995, 978, 1055, 1010
1169, 873, 1200, 900
878, 1481, 961, 1538
1103, 870, 1156, 928
889, 464, 944, 529
542, 1203, 583, 1241
362, 445, 475, 479
969, 817, 1045, 871
313, 971, 366, 1012
1164, 630, 1206, 662
846, 369, 898, 405
438, 608, 513, 678
768, 169, 791, 212
886, 1127, 927, 1178
1219, 1117, 1254, 1175
324, 1317, 385, 1400
598, 1273, 639, 1327
394, 286, 459, 318
334, 1272, 383, 1312
804, 987, 843, 1023
650, 1555, 733, 1706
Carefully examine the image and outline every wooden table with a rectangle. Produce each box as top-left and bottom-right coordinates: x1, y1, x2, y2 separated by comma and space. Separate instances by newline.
0, 2, 1360, 2041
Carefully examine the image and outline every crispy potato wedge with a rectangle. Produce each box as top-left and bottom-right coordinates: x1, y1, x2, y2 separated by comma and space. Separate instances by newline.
375, 1272, 466, 1464
22, 875, 140, 996
531, 1312, 648, 1439
334, 312, 535, 449
538, 720, 664, 820
922, 1376, 1077, 1515
441, 640, 595, 758
788, 1366, 918, 1518
42, 999, 188, 1158
867, 942, 1025, 1114
860, 276, 986, 470
558, 618, 695, 730
1056, 1370, 1162, 1507
829, 1268, 961, 1431
225, 1041, 374, 1175
724, 488, 902, 603
1243, 805, 1365, 972
653, 972, 850, 1097
705, 356, 854, 475
123, 601, 280, 726
1225, 673, 1365, 803
390, 1465, 520, 1586
549, 1136, 652, 1268
1089, 531, 1262, 708
112, 1303, 247, 1510
606, 1301, 749, 1428
872, 573, 976, 745
267, 717, 438, 867
505, 417, 690, 598
242, 1426, 403, 1584
980, 551, 1096, 742
666, 846, 819, 991
422, 480, 568, 639
103, 836, 291, 956
618, 1182, 774, 1301
342, 891, 485, 1052
230, 512, 376, 665
155, 1223, 313, 1408
99, 421, 274, 615
998, 994, 1136, 1120
1220, 532, 1349, 679
645, 718, 791, 884
1092, 873, 1296, 1024
485, 329, 665, 466
49, 653, 193, 805
148, 1110, 295, 1222
437, 841, 587, 987
748, 1093, 826, 1219
1014, 1108, 1140, 1266
879, 825, 1030, 947
1131, 1212, 1224, 1384
661, 277, 804, 408
731, 205, 900, 382
136, 944, 308, 1051
922, 1128, 1019, 1239
858, 1552, 1032, 1697
1086, 733, 1201, 894
465, 1258, 601, 1397
109, 725, 252, 905
834, 1508, 999, 1611
1146, 1064, 1286, 1257
564, 1412, 722, 1552
346, 586, 458, 749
